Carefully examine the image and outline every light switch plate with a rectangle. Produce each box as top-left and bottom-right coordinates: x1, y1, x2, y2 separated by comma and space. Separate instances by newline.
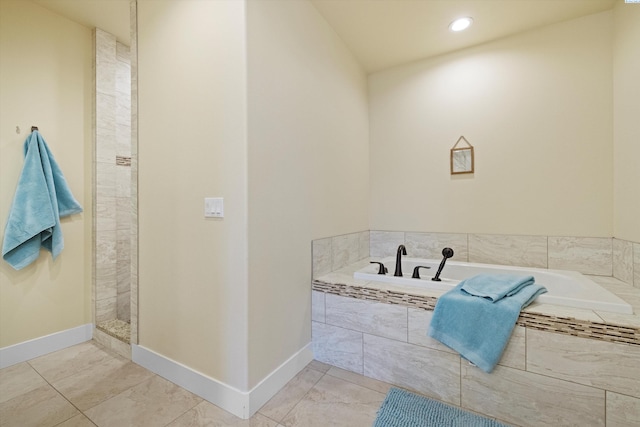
204, 197, 224, 218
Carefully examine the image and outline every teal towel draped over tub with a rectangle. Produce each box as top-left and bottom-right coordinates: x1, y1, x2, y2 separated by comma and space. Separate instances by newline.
428, 275, 546, 373
2, 130, 82, 270
460, 274, 535, 302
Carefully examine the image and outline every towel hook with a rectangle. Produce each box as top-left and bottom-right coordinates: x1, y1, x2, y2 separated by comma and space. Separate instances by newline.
31, 126, 38, 132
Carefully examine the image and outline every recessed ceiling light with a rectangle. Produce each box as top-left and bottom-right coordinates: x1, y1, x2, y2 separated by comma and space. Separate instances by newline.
449, 17, 473, 32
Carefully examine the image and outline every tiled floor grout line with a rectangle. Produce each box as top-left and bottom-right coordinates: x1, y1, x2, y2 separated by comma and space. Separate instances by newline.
259, 413, 282, 426
263, 368, 327, 425
160, 399, 203, 427
26, 342, 166, 427
27, 361, 98, 427
6, 348, 396, 427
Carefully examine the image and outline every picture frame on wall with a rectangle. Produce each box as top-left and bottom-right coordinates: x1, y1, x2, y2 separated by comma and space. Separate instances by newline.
450, 136, 474, 174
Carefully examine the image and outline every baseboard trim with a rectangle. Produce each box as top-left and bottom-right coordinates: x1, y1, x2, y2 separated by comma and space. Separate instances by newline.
0, 324, 93, 369
248, 343, 313, 415
132, 342, 313, 419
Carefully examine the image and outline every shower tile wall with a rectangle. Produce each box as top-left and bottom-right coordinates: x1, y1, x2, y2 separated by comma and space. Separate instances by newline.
95, 28, 117, 325
116, 42, 131, 323
94, 28, 132, 329
129, 0, 138, 345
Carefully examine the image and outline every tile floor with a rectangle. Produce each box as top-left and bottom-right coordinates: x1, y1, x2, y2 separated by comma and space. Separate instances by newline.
0, 341, 392, 427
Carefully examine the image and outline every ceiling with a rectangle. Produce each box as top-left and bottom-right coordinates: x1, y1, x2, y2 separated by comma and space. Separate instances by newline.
32, 0, 131, 45
310, 0, 617, 73
31, 0, 617, 73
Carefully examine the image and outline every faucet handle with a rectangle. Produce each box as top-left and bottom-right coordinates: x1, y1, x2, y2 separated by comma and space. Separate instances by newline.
370, 261, 388, 275
411, 265, 431, 279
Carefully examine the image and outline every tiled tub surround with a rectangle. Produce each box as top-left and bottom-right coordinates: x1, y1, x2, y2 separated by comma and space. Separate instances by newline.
365, 231, 639, 288
311, 231, 640, 427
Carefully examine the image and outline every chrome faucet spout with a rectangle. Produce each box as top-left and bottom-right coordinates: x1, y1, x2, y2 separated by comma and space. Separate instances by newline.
394, 245, 407, 277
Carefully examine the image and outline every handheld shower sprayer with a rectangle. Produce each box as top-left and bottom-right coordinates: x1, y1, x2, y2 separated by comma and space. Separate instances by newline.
432, 247, 454, 282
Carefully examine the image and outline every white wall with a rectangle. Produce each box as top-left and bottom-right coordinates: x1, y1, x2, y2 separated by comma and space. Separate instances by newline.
137, 0, 249, 388
613, 1, 640, 243
246, 0, 369, 387
0, 0, 92, 348
369, 11, 614, 237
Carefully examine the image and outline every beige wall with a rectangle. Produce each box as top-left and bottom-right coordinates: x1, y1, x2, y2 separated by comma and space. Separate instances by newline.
0, 0, 92, 348
613, 2, 640, 243
136, 0, 249, 388
3, 0, 634, 400
137, 0, 368, 391
246, 0, 369, 387
369, 11, 614, 237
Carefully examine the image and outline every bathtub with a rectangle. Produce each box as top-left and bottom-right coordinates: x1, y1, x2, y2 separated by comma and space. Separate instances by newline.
354, 257, 633, 315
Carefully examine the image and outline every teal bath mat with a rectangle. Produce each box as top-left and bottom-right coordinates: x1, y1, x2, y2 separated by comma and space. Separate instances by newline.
373, 388, 510, 427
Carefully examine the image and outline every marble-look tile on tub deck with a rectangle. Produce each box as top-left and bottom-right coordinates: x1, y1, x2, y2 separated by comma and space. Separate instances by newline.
325, 293, 407, 341
548, 236, 612, 276
363, 334, 461, 406
405, 232, 469, 261
312, 322, 363, 374
461, 364, 605, 427
311, 291, 325, 322
526, 328, 640, 398
331, 233, 360, 271
468, 234, 547, 268
588, 276, 640, 327
606, 391, 640, 427
613, 238, 634, 285
370, 231, 404, 258
312, 237, 332, 278
589, 275, 640, 308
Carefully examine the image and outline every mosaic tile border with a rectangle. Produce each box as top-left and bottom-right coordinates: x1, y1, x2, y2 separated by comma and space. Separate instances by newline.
313, 280, 437, 310
116, 155, 132, 166
312, 280, 640, 347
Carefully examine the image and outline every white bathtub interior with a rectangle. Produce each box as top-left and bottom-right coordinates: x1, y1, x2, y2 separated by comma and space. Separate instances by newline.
354, 257, 634, 315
